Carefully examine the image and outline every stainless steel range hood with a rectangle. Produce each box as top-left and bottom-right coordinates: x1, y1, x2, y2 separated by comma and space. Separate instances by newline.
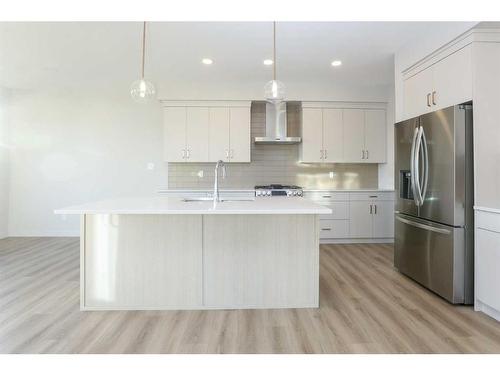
254, 102, 301, 144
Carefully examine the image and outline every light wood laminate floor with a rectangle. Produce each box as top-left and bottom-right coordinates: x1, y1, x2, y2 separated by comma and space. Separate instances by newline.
1, 237, 500, 353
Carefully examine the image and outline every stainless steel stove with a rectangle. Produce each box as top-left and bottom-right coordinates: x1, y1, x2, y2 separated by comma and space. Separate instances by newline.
254, 184, 303, 197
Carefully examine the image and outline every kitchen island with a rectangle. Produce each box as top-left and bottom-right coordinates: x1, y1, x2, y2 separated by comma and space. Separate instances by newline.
55, 196, 331, 311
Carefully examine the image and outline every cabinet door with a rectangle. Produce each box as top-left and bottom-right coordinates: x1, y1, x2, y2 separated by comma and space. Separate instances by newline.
476, 228, 500, 312
209, 107, 230, 162
403, 66, 433, 119
364, 109, 386, 163
229, 107, 251, 163
301, 108, 323, 162
186, 107, 209, 162
164, 107, 186, 162
372, 200, 394, 238
322, 108, 343, 162
432, 45, 472, 111
343, 109, 365, 162
349, 201, 373, 238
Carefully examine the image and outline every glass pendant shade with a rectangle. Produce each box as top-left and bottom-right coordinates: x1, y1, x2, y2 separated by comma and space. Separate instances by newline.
130, 79, 156, 103
264, 79, 285, 103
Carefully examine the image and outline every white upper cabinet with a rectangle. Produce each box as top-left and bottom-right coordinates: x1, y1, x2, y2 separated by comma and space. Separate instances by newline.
301, 108, 324, 162
164, 107, 187, 162
229, 107, 251, 163
364, 109, 386, 163
186, 107, 209, 162
402, 44, 472, 120
301, 104, 386, 164
209, 107, 230, 162
343, 109, 365, 162
403, 67, 434, 119
343, 108, 387, 163
432, 45, 472, 110
322, 109, 343, 162
163, 101, 251, 163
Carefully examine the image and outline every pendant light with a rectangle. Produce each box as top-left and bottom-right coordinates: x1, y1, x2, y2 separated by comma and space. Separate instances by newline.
130, 21, 156, 102
264, 21, 285, 103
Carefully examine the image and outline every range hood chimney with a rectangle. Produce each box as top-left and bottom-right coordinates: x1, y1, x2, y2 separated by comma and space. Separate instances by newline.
254, 102, 301, 144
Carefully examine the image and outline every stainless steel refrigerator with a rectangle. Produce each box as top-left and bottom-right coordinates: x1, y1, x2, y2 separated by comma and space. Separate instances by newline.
394, 103, 474, 304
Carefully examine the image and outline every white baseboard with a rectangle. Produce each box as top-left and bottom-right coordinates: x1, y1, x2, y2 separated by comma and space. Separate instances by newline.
6, 231, 80, 238
320, 238, 394, 244
475, 300, 500, 322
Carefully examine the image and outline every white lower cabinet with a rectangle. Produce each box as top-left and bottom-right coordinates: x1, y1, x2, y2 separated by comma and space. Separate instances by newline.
372, 200, 395, 238
349, 201, 374, 238
305, 191, 394, 243
349, 199, 394, 239
475, 209, 500, 321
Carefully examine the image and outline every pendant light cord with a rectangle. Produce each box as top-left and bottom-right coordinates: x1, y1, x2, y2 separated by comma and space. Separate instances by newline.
141, 21, 146, 79
273, 21, 276, 81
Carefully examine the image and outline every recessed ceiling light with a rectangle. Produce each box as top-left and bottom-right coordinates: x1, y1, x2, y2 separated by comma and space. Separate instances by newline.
331, 60, 342, 67
263, 59, 273, 66
202, 58, 213, 65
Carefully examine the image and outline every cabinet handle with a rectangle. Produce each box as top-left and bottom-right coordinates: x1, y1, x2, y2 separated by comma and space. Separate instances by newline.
225, 149, 229, 159
324, 149, 328, 159
321, 228, 332, 231
320, 149, 324, 159
230, 149, 234, 159
369, 195, 378, 198
366, 150, 369, 159
370, 204, 373, 214
427, 93, 431, 107
432, 91, 436, 106
362, 150, 365, 159
374, 204, 377, 214
322, 195, 332, 198
186, 149, 190, 159
182, 149, 186, 159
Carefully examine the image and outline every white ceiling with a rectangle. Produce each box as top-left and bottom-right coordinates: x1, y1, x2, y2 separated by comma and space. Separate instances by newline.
0, 22, 474, 99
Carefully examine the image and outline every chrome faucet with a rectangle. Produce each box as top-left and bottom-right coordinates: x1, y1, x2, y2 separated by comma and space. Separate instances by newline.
213, 160, 226, 203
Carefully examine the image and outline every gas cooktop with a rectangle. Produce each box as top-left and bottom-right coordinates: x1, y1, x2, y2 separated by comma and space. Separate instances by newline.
254, 184, 303, 197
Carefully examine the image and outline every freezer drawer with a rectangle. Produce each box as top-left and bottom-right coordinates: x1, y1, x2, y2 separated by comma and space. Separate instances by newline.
394, 214, 465, 304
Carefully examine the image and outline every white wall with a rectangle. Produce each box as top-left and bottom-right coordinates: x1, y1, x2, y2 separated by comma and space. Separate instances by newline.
378, 89, 395, 189
0, 88, 10, 239
7, 89, 166, 236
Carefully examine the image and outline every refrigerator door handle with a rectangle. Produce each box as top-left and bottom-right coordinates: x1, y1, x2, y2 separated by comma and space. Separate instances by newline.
395, 215, 451, 235
410, 125, 419, 206
420, 127, 429, 204
413, 126, 424, 206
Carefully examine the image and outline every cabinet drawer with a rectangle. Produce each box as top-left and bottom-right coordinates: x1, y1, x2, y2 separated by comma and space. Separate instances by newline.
319, 202, 349, 220
305, 191, 349, 202
349, 192, 394, 201
319, 220, 349, 239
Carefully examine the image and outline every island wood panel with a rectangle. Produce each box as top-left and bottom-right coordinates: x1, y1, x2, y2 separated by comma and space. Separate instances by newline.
202, 214, 319, 309
83, 214, 203, 310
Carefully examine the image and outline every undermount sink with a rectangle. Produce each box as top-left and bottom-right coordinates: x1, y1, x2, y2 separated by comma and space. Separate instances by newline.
181, 197, 255, 202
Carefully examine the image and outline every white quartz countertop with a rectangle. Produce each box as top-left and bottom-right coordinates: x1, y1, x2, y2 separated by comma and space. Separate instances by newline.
158, 188, 395, 193
54, 196, 332, 215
